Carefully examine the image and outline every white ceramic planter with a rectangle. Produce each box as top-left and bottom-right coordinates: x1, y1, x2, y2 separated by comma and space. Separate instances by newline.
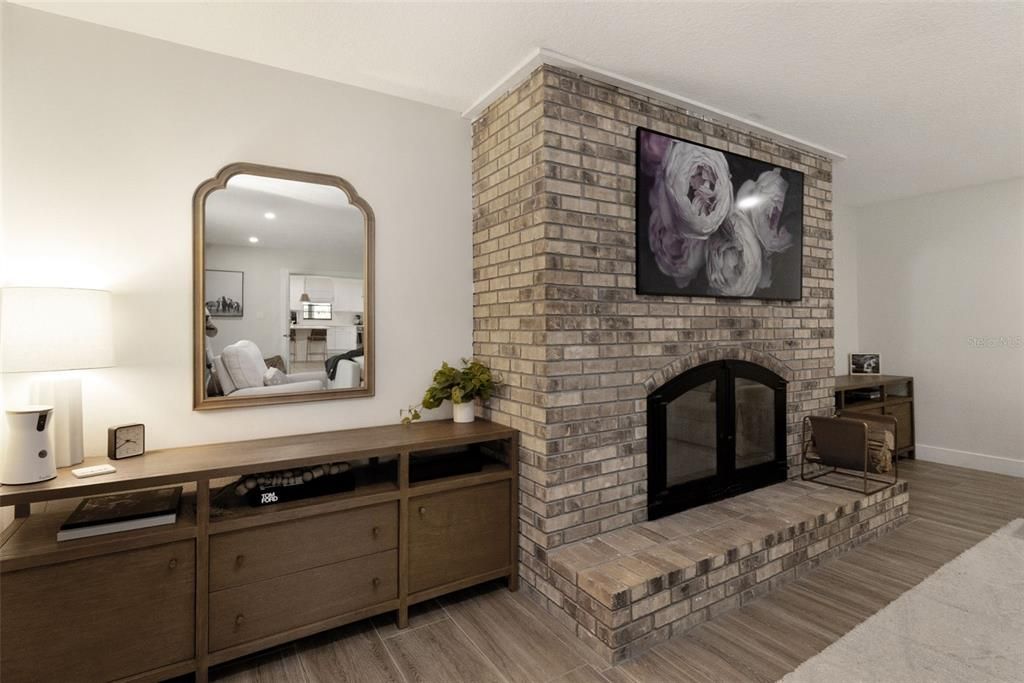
452, 401, 475, 423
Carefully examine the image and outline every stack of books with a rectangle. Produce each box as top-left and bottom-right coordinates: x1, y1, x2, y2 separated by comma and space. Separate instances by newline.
58, 486, 182, 542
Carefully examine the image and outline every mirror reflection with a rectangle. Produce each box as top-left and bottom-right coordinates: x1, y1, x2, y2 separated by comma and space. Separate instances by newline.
198, 169, 371, 406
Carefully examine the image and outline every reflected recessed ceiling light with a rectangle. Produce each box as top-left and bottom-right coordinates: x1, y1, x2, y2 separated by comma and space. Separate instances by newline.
736, 196, 761, 209
264, 212, 276, 220
248, 236, 259, 243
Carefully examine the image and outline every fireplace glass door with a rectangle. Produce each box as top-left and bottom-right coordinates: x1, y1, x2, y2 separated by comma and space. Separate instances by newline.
666, 378, 718, 486
648, 360, 787, 519
735, 378, 777, 470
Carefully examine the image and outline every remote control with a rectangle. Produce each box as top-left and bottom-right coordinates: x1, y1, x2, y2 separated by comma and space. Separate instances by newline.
71, 464, 117, 478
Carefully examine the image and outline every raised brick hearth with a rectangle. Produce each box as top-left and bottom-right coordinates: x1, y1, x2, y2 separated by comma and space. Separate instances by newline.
546, 479, 909, 663
470, 64, 904, 661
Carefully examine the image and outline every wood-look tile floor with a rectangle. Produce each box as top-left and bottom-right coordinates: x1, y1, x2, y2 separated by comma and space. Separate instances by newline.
210, 460, 1024, 683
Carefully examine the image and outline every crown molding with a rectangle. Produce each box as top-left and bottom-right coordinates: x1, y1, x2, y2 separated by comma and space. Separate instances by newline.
462, 47, 545, 121
462, 47, 846, 161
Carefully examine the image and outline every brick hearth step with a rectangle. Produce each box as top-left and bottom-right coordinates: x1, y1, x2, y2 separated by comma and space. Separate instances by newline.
543, 479, 910, 664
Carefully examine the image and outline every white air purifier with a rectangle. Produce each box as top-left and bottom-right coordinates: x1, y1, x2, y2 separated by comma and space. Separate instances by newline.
2, 406, 57, 485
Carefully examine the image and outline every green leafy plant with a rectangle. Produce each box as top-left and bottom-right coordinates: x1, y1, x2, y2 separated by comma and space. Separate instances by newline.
422, 358, 497, 409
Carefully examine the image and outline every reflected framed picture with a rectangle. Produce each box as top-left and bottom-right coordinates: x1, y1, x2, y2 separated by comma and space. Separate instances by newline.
635, 127, 804, 300
205, 269, 244, 318
849, 353, 881, 375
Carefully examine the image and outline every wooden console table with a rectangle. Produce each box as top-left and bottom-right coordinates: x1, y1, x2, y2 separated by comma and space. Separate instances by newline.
834, 374, 915, 458
0, 420, 518, 683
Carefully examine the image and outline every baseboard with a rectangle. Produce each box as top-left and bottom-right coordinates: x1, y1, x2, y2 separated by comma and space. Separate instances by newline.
915, 444, 1024, 478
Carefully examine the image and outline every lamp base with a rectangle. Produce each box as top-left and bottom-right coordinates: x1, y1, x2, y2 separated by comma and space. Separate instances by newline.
29, 377, 84, 468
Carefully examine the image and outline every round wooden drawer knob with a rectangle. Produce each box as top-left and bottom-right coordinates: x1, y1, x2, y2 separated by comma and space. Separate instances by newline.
235, 554, 245, 569
168, 558, 178, 570
235, 614, 245, 628
418, 506, 426, 517
371, 526, 381, 539
372, 577, 381, 588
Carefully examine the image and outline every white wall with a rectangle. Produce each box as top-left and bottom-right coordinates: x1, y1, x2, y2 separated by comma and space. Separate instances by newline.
855, 178, 1024, 476
1, 5, 472, 454
832, 200, 861, 375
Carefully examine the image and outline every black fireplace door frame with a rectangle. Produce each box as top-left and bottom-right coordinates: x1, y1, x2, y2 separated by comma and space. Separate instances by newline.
647, 359, 788, 520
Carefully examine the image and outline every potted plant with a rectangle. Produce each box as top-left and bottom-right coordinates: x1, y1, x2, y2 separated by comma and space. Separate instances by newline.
421, 359, 497, 423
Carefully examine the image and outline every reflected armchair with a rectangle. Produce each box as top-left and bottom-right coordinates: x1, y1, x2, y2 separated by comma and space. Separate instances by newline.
209, 340, 327, 397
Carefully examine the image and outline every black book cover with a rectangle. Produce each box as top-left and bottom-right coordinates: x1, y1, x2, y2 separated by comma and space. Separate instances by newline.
60, 487, 182, 531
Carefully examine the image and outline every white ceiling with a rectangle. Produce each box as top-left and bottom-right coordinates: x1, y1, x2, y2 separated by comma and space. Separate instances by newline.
20, 1, 1024, 205
205, 174, 365, 256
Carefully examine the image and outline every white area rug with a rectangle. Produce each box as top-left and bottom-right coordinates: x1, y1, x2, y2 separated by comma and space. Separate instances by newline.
781, 518, 1024, 682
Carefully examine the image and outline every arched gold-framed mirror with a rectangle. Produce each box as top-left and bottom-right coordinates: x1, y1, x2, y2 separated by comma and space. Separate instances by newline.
193, 163, 374, 410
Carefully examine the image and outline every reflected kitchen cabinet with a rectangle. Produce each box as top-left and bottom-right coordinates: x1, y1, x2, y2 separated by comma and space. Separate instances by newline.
333, 277, 363, 312
289, 276, 363, 318
330, 326, 358, 351
304, 276, 334, 302
288, 275, 305, 310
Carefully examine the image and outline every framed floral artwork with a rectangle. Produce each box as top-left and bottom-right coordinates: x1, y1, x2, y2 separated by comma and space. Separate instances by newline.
635, 127, 805, 300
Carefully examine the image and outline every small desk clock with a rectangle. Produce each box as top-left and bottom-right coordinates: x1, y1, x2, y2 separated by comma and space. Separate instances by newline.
107, 423, 145, 460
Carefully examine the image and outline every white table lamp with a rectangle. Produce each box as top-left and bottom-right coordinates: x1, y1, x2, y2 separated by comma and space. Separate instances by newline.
1, 287, 114, 467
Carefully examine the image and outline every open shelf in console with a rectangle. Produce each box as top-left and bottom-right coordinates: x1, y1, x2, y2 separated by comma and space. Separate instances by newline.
208, 456, 400, 533
0, 489, 198, 572
843, 395, 912, 410
408, 439, 508, 483
406, 439, 512, 495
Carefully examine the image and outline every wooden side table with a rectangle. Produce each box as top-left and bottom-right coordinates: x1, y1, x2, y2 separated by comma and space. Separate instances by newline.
834, 374, 915, 459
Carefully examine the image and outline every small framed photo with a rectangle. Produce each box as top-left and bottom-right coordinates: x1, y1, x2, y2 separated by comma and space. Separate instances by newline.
205, 269, 244, 318
849, 353, 881, 375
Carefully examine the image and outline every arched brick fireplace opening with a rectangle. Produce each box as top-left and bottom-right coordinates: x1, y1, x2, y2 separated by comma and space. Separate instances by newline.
647, 358, 788, 518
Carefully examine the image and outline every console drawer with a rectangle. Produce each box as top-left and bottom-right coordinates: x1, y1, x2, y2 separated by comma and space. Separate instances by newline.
210, 502, 397, 590
209, 548, 397, 651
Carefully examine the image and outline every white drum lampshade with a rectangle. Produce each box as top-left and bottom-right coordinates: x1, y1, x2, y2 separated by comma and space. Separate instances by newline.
1, 287, 115, 467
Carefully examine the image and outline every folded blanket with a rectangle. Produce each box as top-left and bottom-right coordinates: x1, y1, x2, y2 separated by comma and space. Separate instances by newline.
325, 348, 363, 381
867, 426, 895, 473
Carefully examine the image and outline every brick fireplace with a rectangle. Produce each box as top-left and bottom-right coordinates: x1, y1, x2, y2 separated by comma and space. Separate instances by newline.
471, 65, 893, 660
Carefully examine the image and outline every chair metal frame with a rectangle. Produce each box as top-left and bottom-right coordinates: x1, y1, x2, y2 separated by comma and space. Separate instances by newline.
801, 412, 899, 495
